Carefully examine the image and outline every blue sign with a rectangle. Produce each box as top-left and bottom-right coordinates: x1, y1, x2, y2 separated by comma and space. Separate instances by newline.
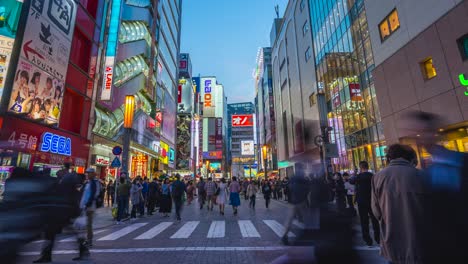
39, 132, 72, 156
192, 77, 200, 93
112, 146, 123, 156
111, 157, 121, 168
169, 148, 175, 163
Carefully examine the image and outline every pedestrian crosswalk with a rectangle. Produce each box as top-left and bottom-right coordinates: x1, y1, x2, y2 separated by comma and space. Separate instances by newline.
41, 220, 299, 243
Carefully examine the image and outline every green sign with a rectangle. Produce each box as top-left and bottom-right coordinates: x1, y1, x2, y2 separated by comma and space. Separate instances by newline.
459, 74, 468, 96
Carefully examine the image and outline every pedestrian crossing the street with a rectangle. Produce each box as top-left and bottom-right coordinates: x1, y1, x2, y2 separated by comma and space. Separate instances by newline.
35, 220, 299, 243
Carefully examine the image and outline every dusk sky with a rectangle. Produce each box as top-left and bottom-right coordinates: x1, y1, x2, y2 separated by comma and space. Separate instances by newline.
180, 0, 288, 103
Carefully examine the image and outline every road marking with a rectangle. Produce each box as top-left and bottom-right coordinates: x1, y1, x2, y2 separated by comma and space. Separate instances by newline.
207, 221, 225, 238
238, 220, 261, 238
263, 220, 295, 238
170, 221, 199, 239
59, 229, 107, 242
19, 246, 290, 255
135, 222, 173, 240
98, 223, 148, 241
293, 220, 305, 229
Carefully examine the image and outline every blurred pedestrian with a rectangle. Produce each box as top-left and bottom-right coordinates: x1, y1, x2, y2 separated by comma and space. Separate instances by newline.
343, 172, 356, 216
106, 180, 115, 206
197, 177, 206, 209
333, 173, 346, 214
186, 181, 195, 205
216, 178, 228, 215
130, 178, 143, 220
116, 177, 130, 224
31, 167, 81, 263
350, 161, 379, 246
141, 177, 149, 215
171, 174, 186, 221
247, 180, 258, 209
159, 178, 172, 217
229, 176, 241, 215
79, 168, 101, 248
262, 180, 272, 209
242, 179, 249, 200
56, 162, 72, 183
401, 111, 468, 263
372, 144, 428, 263
204, 177, 217, 211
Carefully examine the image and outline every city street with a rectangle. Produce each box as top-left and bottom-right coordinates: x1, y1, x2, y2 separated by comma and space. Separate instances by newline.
18, 197, 385, 264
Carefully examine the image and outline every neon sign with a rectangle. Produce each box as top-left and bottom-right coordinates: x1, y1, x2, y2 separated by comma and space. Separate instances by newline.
459, 74, 468, 96
39, 132, 72, 156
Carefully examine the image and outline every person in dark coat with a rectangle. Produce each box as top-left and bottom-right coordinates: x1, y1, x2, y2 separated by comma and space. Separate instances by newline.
333, 173, 346, 214
350, 161, 380, 246
171, 174, 186, 221
159, 178, 172, 217
262, 180, 272, 209
147, 178, 159, 215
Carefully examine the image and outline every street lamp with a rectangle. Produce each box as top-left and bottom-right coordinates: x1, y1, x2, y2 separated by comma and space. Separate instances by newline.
262, 145, 268, 180
122, 95, 135, 177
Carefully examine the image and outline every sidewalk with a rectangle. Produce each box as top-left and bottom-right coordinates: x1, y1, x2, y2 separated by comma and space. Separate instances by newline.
62, 206, 118, 234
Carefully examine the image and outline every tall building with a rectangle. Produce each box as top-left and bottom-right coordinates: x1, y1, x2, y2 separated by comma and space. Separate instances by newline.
271, 0, 322, 178
89, 0, 161, 179
158, 0, 182, 171
200, 76, 227, 178
254, 47, 278, 176
227, 102, 255, 179
309, 0, 385, 172
0, 0, 104, 181
365, 0, 468, 165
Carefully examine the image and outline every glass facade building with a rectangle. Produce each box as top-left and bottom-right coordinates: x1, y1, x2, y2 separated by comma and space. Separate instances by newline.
309, 0, 386, 171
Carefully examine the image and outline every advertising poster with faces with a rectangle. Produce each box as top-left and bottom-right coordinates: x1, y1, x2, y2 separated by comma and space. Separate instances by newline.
8, 59, 64, 126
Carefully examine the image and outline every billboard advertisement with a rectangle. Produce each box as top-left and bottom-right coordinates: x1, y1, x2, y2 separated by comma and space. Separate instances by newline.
159, 141, 169, 164
176, 114, 191, 170
232, 114, 254, 127
241, 140, 255, 156
162, 93, 176, 144
203, 151, 222, 160
8, 60, 64, 125
177, 78, 193, 113
7, 0, 76, 126
0, 0, 23, 103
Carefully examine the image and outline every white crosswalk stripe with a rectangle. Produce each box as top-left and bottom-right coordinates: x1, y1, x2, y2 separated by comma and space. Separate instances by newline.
98, 223, 148, 241
135, 222, 173, 240
263, 220, 295, 238
59, 229, 108, 242
170, 221, 199, 239
238, 220, 261, 238
207, 221, 225, 238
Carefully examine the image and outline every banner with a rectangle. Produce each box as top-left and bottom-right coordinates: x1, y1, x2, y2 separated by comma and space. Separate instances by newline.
215, 117, 222, 150
7, 0, 77, 126
241, 140, 255, 156
232, 114, 253, 127
176, 115, 191, 170
8, 59, 64, 125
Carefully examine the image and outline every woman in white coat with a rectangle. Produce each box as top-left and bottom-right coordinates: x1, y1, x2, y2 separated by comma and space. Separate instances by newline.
216, 178, 228, 215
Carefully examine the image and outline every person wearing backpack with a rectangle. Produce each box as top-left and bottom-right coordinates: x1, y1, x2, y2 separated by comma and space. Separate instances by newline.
79, 168, 101, 249
171, 174, 186, 221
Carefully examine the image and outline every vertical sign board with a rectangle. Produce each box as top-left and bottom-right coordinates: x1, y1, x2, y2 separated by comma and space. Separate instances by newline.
6, 0, 76, 126
100, 0, 122, 100
202, 77, 216, 117
215, 117, 222, 150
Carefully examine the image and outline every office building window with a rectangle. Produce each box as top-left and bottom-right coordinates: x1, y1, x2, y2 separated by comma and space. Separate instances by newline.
457, 34, 468, 61
303, 21, 309, 36
309, 93, 316, 107
420, 57, 437, 80
300, 0, 306, 12
379, 9, 400, 41
305, 47, 311, 62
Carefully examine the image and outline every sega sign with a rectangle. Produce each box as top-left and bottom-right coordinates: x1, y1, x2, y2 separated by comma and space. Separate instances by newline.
39, 132, 72, 156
